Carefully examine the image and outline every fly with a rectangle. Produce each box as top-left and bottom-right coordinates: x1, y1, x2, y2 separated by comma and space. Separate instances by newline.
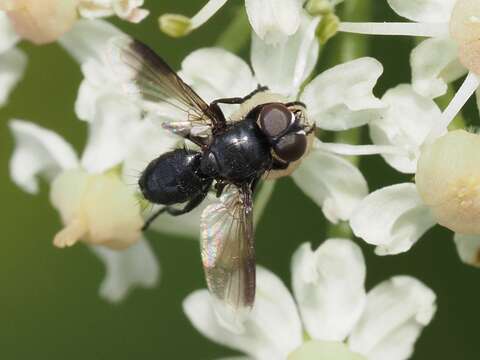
108, 37, 315, 317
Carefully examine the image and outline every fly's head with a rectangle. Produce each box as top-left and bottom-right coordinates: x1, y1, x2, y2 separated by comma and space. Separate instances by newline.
256, 102, 315, 164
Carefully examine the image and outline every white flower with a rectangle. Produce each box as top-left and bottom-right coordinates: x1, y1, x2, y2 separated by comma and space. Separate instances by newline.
8, 107, 161, 302
339, 0, 480, 141
153, 14, 398, 224
349, 83, 480, 267
0, 12, 27, 107
350, 128, 480, 269
159, 0, 304, 44
0, 0, 147, 45
184, 239, 436, 360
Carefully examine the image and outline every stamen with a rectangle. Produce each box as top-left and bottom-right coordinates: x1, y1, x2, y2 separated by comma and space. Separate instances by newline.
190, 0, 229, 30
427, 72, 480, 141
316, 141, 407, 156
159, 0, 228, 37
339, 22, 449, 38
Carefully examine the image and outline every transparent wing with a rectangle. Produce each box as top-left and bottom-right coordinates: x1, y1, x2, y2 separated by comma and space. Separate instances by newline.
200, 185, 255, 321
107, 36, 222, 136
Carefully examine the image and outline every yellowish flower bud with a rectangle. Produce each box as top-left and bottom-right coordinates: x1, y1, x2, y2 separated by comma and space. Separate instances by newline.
0, 0, 78, 45
316, 13, 339, 45
450, 0, 480, 75
158, 14, 192, 38
416, 130, 480, 235
305, 0, 334, 16
50, 169, 144, 250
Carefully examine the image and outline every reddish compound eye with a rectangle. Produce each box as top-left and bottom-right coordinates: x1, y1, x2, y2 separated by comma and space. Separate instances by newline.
258, 103, 293, 139
273, 133, 307, 162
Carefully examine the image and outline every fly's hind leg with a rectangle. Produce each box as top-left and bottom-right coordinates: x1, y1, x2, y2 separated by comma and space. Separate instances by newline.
142, 186, 210, 231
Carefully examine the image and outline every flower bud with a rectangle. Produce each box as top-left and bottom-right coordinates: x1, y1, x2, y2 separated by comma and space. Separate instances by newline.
416, 130, 480, 234
0, 0, 79, 44
50, 169, 143, 250
450, 0, 480, 74
159, 14, 192, 37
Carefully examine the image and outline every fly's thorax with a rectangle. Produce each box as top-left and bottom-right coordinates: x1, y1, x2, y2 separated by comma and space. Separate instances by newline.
202, 118, 272, 183
231, 92, 314, 180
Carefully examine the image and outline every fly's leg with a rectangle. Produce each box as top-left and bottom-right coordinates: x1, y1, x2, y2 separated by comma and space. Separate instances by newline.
210, 85, 269, 109
142, 186, 210, 231
209, 86, 270, 133
214, 181, 228, 198
142, 207, 168, 231
243, 85, 269, 101
165, 188, 209, 216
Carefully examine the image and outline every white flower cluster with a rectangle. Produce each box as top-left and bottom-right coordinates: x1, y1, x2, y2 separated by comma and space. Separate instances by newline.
4, 0, 480, 358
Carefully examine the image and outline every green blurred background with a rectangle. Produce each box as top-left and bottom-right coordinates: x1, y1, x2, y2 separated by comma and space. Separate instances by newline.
1, 0, 479, 358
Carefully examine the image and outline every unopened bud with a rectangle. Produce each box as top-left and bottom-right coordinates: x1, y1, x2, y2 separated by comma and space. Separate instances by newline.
1, 0, 78, 45
159, 14, 192, 38
450, 0, 480, 74
416, 130, 480, 234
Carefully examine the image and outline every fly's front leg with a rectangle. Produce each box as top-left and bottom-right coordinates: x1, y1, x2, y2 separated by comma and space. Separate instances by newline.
209, 86, 269, 133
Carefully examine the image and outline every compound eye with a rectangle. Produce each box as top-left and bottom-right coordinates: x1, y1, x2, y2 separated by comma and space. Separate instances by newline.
258, 103, 293, 138
274, 133, 307, 162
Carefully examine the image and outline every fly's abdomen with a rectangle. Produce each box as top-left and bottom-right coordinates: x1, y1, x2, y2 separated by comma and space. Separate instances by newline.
139, 149, 211, 205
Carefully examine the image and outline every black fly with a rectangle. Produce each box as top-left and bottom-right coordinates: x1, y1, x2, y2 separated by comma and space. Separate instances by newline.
108, 37, 315, 316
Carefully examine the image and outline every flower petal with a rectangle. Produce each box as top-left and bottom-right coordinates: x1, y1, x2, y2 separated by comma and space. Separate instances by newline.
0, 47, 27, 107
251, 13, 319, 96
90, 238, 159, 302
180, 47, 257, 103
9, 120, 79, 194
387, 0, 456, 23
369, 84, 442, 173
348, 276, 437, 360
80, 95, 142, 173
290, 341, 366, 360
411, 37, 467, 99
291, 240, 366, 342
183, 266, 302, 360
301, 58, 384, 131
59, 19, 121, 64
350, 183, 436, 255
245, 0, 302, 45
0, 12, 19, 53
291, 144, 368, 223
112, 0, 149, 23
454, 233, 480, 267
